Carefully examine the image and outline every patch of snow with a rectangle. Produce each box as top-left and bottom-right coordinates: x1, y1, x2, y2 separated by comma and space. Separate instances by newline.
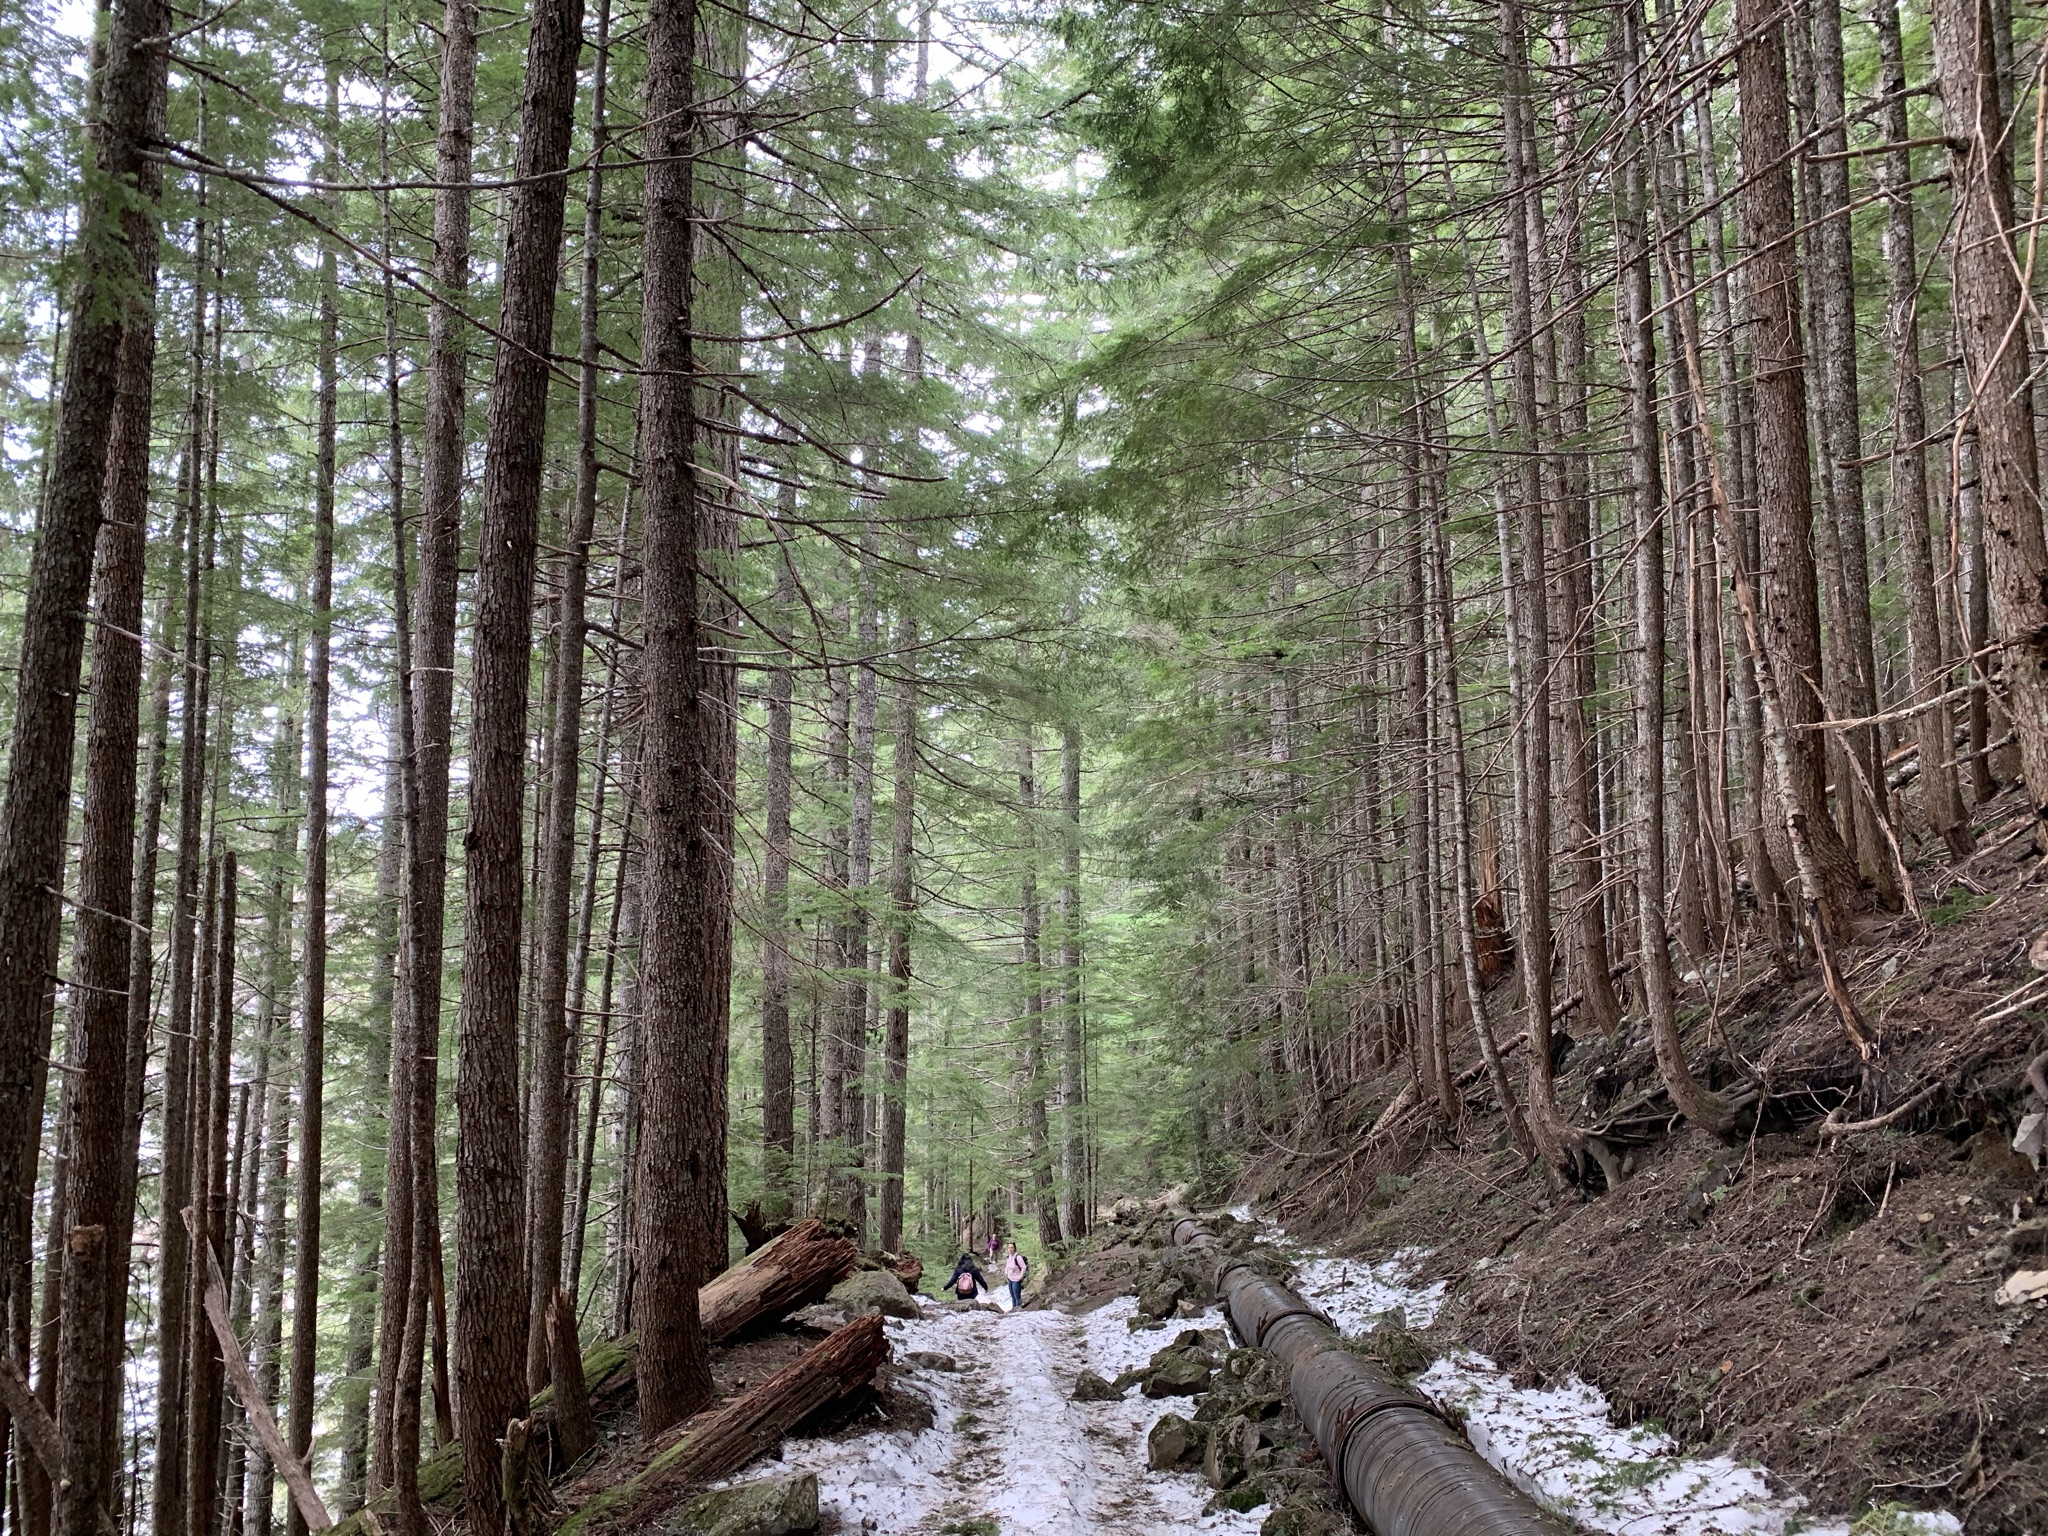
1283, 1236, 1957, 1536
1290, 1250, 1446, 1332
1415, 1352, 1957, 1536
768, 1297, 1265, 1534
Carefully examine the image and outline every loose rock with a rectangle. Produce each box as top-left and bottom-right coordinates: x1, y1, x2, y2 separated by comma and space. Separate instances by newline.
1147, 1412, 1209, 1471
1136, 1275, 1186, 1320
826, 1269, 922, 1320
675, 1471, 820, 1536
1070, 1370, 1122, 1402
1142, 1347, 1215, 1398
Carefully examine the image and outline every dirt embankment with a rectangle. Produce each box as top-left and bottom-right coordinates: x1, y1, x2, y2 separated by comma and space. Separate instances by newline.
1244, 792, 2048, 1533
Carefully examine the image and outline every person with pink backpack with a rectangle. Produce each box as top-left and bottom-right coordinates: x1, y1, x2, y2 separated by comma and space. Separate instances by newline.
946, 1251, 988, 1301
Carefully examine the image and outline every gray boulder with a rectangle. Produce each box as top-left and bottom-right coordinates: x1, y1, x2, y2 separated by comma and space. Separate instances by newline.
1142, 1348, 1215, 1398
1136, 1275, 1186, 1320
826, 1269, 921, 1320
1146, 1413, 1209, 1471
1070, 1370, 1122, 1402
676, 1472, 819, 1536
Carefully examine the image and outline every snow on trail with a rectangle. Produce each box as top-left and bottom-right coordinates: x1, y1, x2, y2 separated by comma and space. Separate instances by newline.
769, 1296, 1266, 1535
1284, 1244, 1960, 1536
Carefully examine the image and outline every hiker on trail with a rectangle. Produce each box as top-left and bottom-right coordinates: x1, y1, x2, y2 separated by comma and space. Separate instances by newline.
1003, 1242, 1028, 1308
947, 1252, 988, 1301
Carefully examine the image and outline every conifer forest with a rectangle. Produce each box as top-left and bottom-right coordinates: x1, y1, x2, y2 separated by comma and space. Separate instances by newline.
4, 0, 2048, 1524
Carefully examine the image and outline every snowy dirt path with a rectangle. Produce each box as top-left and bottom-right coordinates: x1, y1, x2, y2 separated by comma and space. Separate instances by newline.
765, 1299, 1266, 1536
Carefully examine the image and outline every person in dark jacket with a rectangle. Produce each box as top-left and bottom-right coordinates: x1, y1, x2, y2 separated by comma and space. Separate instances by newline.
946, 1252, 988, 1300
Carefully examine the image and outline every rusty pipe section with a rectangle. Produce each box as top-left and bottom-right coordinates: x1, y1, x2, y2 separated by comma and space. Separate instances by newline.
1170, 1217, 1570, 1536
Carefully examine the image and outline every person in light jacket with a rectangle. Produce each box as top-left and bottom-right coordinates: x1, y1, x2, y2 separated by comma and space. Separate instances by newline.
1003, 1241, 1029, 1309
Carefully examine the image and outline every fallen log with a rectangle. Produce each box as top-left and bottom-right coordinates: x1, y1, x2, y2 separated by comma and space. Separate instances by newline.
701, 1219, 860, 1342
556, 1316, 890, 1536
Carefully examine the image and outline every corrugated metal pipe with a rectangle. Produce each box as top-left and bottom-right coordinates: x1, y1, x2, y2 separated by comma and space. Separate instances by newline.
1170, 1217, 1571, 1536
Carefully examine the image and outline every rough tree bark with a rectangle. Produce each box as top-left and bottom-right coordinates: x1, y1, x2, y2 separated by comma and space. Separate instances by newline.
1734, 0, 1866, 928
632, 0, 728, 1437
1805, 0, 1897, 906
1931, 0, 2048, 853
842, 504, 881, 1243
525, 0, 613, 1390
1874, 0, 1969, 858
153, 257, 216, 1536
1498, 0, 1575, 1170
377, 0, 474, 1504
286, 75, 338, 1536
1017, 683, 1061, 1248
761, 523, 798, 1194
1620, 0, 1739, 1136
878, 628, 917, 1253
1057, 718, 1087, 1239
452, 0, 585, 1519
52, 9, 170, 1509
0, 0, 170, 1393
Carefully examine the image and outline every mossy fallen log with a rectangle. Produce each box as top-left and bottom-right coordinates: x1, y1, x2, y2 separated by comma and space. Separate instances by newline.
554, 1315, 889, 1536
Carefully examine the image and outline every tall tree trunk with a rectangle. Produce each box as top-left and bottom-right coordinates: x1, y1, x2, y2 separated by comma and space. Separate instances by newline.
1057, 718, 1086, 1240
1931, 0, 2048, 852
841, 517, 880, 1244
108, 455, 177, 1502
1683, 61, 1796, 957
632, 0, 726, 1437
154, 258, 216, 1536
452, 0, 584, 1518
379, 0, 474, 1503
694, 0, 745, 1266
1620, 0, 1738, 1135
285, 75, 338, 1536
1734, 0, 1866, 928
245, 691, 300, 1536
1427, 515, 1534, 1161
525, 0, 613, 1390
52, 46, 167, 1512
1017, 680, 1060, 1248
1498, 0, 1573, 1170
1805, 0, 1897, 905
1542, 30, 1625, 1040
760, 524, 797, 1198
192, 856, 239, 1536
1873, 0, 1969, 858
878, 629, 916, 1254
818, 618, 851, 1160
0, 0, 169, 1424
1387, 150, 1454, 1126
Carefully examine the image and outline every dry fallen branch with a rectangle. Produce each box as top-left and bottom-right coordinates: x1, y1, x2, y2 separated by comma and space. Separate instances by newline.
193, 1215, 332, 1531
